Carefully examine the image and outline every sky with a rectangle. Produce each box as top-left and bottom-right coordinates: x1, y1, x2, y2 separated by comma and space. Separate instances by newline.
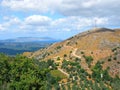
0, 0, 120, 40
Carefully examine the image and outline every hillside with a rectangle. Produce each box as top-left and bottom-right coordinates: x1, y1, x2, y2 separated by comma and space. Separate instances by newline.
28, 28, 120, 77
22, 28, 120, 89
30, 28, 120, 57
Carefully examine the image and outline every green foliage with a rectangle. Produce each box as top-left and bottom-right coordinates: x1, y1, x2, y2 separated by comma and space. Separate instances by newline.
64, 54, 67, 57
56, 46, 62, 49
47, 59, 57, 69
113, 56, 117, 60
0, 53, 57, 90
84, 56, 93, 67
75, 42, 78, 45
53, 83, 60, 90
1, 50, 119, 90
57, 57, 60, 60
92, 61, 112, 82
75, 57, 81, 62
108, 58, 112, 61
81, 51, 84, 54
91, 52, 93, 54
50, 70, 67, 79
111, 77, 120, 90
92, 61, 103, 80
0, 42, 51, 55
112, 47, 117, 52
70, 51, 72, 53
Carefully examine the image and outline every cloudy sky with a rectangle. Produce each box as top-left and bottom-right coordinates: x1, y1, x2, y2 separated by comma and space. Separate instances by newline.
0, 0, 120, 40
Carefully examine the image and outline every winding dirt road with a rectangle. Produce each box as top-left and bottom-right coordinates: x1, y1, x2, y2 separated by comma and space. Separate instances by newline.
72, 48, 81, 59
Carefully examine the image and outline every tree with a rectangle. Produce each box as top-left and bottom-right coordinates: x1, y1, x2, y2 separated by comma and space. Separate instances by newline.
84, 56, 93, 67
0, 54, 54, 90
64, 54, 67, 57
92, 61, 102, 81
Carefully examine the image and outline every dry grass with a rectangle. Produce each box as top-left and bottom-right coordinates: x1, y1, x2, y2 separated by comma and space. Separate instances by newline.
28, 28, 120, 77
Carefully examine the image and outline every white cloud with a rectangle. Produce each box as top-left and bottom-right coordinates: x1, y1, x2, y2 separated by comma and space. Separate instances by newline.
9, 17, 21, 25
0, 24, 5, 31
0, 16, 22, 33
82, 0, 100, 8
94, 17, 108, 25
1, 0, 59, 13
51, 16, 109, 31
24, 15, 52, 26
1, 0, 120, 17
0, 14, 109, 33
56, 0, 120, 17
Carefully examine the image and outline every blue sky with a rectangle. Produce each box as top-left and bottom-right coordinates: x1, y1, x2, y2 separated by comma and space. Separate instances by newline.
0, 0, 120, 40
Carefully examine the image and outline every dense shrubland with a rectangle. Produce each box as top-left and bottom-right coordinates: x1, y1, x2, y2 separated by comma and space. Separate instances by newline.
0, 53, 59, 90
0, 53, 120, 90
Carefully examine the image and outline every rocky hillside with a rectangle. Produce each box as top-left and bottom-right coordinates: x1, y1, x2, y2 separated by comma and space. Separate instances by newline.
26, 28, 120, 77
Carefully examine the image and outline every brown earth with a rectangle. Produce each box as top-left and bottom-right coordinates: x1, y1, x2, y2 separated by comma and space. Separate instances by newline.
24, 28, 120, 77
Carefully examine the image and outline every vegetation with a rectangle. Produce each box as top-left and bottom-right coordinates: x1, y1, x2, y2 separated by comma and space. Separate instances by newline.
50, 70, 67, 79
108, 58, 112, 61
56, 46, 62, 49
57, 57, 60, 60
81, 51, 84, 54
64, 54, 67, 57
61, 58, 120, 90
0, 45, 120, 90
112, 47, 117, 52
0, 42, 52, 55
84, 56, 93, 67
0, 53, 59, 90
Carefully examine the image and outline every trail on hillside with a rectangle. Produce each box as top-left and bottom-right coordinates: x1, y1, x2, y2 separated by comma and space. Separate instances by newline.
72, 48, 81, 58
58, 68, 69, 77
71, 48, 92, 74
57, 44, 92, 75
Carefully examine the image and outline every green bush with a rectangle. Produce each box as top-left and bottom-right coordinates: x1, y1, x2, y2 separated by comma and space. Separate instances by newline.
0, 53, 57, 90
84, 56, 93, 66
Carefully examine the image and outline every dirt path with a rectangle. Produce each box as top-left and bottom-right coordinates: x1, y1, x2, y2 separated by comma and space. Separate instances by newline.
57, 45, 91, 76
72, 48, 81, 58
72, 48, 92, 74
58, 68, 69, 77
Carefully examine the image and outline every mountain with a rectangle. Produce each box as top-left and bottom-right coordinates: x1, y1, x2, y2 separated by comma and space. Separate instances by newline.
0, 37, 61, 43
28, 28, 120, 78
0, 37, 61, 55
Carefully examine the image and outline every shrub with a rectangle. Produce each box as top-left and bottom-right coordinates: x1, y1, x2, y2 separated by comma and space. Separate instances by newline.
56, 46, 62, 49
108, 58, 112, 61
84, 56, 93, 66
113, 57, 117, 60
81, 51, 84, 54
70, 51, 72, 53
112, 48, 117, 52
64, 54, 67, 57
57, 57, 60, 60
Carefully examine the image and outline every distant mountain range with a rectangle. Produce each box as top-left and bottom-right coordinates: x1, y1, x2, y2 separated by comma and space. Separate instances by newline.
0, 37, 61, 55
0, 37, 61, 43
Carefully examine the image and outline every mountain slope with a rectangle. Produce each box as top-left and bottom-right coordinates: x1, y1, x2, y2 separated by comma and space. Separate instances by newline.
29, 28, 120, 77
31, 28, 120, 58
